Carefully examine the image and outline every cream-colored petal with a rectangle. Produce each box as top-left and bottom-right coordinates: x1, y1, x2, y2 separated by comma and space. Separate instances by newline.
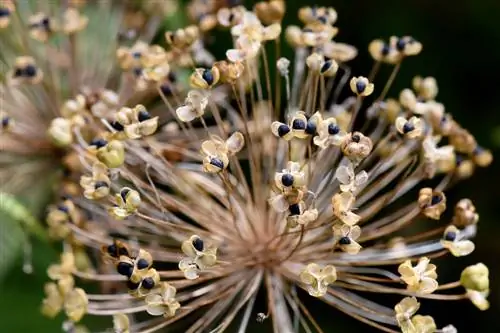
146, 303, 168, 316
226, 131, 245, 154
449, 240, 475, 257
268, 194, 289, 213
417, 277, 438, 294
176, 105, 196, 122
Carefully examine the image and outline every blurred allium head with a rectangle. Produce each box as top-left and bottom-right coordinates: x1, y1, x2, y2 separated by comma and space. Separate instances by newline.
0, 0, 494, 332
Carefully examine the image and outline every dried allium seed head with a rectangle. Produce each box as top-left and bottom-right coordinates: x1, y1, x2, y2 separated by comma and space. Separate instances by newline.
0, 2, 492, 332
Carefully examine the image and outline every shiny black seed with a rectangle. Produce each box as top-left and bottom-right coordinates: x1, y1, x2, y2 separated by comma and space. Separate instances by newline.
110, 121, 124, 131
94, 181, 108, 189
90, 138, 108, 148
0, 8, 10, 17
127, 280, 140, 290
136, 258, 149, 270
339, 237, 351, 245
107, 244, 117, 256
402, 122, 414, 133
210, 157, 224, 169
23, 65, 37, 78
142, 277, 155, 290
118, 246, 129, 256
381, 44, 390, 56
228, 13, 235, 22
289, 203, 301, 216
352, 134, 360, 143
41, 17, 50, 29
355, 81, 366, 93
160, 82, 172, 96
120, 188, 130, 202
132, 51, 141, 59
138, 110, 151, 122
281, 173, 294, 187
57, 204, 69, 213
396, 39, 406, 51
117, 262, 133, 277
292, 119, 306, 130
328, 123, 340, 135
430, 195, 441, 205
320, 61, 331, 74
2, 117, 9, 127
202, 69, 214, 85
133, 67, 142, 77
305, 121, 317, 135
192, 238, 204, 252
277, 124, 290, 137
13, 68, 23, 77
444, 232, 456, 241
318, 16, 327, 24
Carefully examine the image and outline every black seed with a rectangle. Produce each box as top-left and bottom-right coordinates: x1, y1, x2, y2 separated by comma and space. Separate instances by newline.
473, 146, 484, 155
2, 117, 9, 127
127, 280, 140, 290
339, 237, 351, 245
57, 204, 69, 213
320, 61, 331, 74
0, 8, 10, 17
355, 81, 366, 93
430, 195, 441, 205
192, 237, 204, 252
318, 16, 327, 24
305, 121, 317, 135
41, 17, 50, 29
118, 246, 129, 257
133, 67, 142, 77
202, 69, 214, 85
228, 13, 234, 22
160, 82, 172, 96
292, 119, 306, 130
142, 277, 155, 290
281, 174, 294, 187
138, 110, 151, 122
136, 258, 149, 270
402, 122, 414, 134
277, 124, 290, 137
110, 121, 124, 131
107, 244, 117, 256
444, 232, 456, 241
210, 157, 224, 169
381, 44, 390, 56
120, 188, 130, 202
328, 123, 340, 135
396, 39, 406, 51
132, 51, 141, 59
168, 72, 177, 82
94, 181, 108, 189
352, 134, 361, 143
23, 64, 37, 78
289, 203, 301, 216
90, 138, 108, 148
117, 262, 133, 277
13, 68, 23, 77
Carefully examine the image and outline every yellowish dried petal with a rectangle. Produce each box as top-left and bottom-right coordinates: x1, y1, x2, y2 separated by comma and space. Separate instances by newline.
460, 263, 489, 292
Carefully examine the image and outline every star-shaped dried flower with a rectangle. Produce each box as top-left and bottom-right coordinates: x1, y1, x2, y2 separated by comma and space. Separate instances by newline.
80, 162, 110, 200
341, 132, 373, 161
41, 276, 88, 322
350, 76, 374, 96
306, 53, 339, 76
109, 187, 141, 219
61, 8, 88, 34
452, 199, 479, 227
8, 56, 43, 85
275, 161, 306, 191
313, 116, 347, 149
396, 116, 424, 139
128, 268, 160, 297
0, 1, 15, 29
176, 90, 209, 122
201, 132, 244, 173
94, 140, 125, 168
398, 257, 438, 294
332, 191, 361, 225
286, 201, 318, 229
299, 263, 337, 297
190, 66, 220, 89
418, 188, 446, 220
334, 161, 368, 193
145, 282, 181, 317
412, 76, 438, 101
271, 111, 320, 140
440, 225, 475, 257
332, 223, 362, 254
460, 263, 489, 292
179, 235, 217, 280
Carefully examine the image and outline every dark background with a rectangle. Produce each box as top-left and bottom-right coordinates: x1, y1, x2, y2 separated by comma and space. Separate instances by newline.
1, 0, 499, 332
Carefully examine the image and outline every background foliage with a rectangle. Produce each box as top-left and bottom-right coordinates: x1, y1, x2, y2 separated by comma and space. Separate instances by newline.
1, 0, 499, 332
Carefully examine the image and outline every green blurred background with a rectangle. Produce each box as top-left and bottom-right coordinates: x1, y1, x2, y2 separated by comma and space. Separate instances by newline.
1, 0, 499, 332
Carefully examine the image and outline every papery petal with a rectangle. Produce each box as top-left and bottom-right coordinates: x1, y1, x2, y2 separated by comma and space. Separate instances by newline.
450, 240, 475, 257
146, 303, 168, 316
269, 194, 289, 213
176, 105, 196, 122
226, 131, 245, 154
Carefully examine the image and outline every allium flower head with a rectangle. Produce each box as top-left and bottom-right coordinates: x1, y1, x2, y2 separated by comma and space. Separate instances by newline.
2, 1, 494, 332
